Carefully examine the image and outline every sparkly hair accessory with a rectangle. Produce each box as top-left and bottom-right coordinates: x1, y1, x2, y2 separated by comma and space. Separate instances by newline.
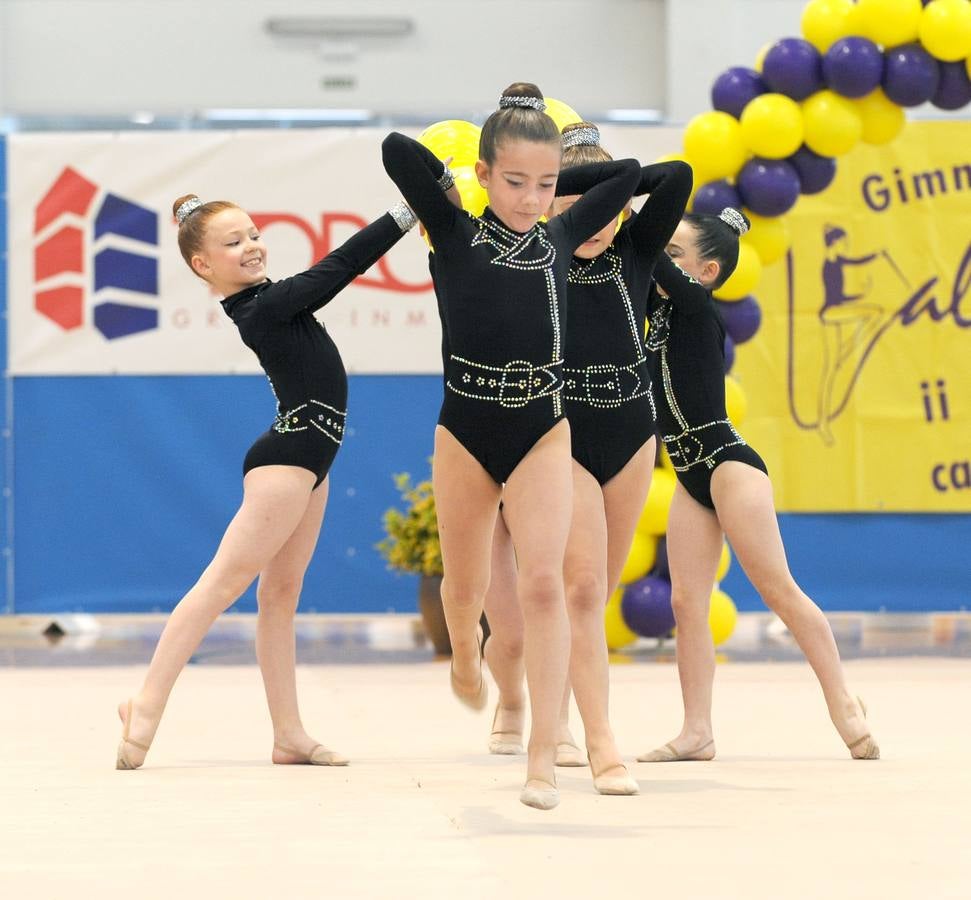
562, 126, 600, 149
499, 95, 547, 113
176, 197, 204, 225
719, 207, 749, 236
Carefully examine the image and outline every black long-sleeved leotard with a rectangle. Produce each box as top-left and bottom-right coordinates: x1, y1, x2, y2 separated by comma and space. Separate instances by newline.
220, 213, 407, 487
382, 131, 640, 484
559, 161, 692, 485
645, 254, 767, 509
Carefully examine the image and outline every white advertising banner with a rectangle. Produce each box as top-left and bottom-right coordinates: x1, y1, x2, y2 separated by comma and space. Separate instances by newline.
7, 127, 682, 374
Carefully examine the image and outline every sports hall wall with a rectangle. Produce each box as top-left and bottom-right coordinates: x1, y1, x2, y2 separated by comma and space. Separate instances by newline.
0, 123, 967, 616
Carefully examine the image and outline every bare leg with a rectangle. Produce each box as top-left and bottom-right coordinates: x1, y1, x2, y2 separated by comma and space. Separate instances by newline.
562, 461, 636, 794
554, 438, 657, 770
252, 478, 343, 763
602, 438, 657, 597
118, 465, 318, 766
554, 679, 581, 761
503, 420, 573, 803
561, 463, 609, 769
711, 462, 875, 753
482, 508, 526, 753
433, 426, 502, 704
639, 481, 722, 761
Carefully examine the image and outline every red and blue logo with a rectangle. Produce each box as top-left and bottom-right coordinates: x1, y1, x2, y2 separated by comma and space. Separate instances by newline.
34, 167, 159, 339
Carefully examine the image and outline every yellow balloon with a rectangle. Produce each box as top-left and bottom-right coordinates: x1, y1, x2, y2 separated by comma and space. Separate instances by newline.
741, 212, 791, 266
919, 0, 971, 62
725, 376, 748, 426
854, 0, 922, 48
544, 97, 583, 133
619, 532, 658, 585
417, 119, 481, 171
683, 111, 747, 182
740, 93, 804, 159
754, 41, 773, 72
801, 0, 857, 52
709, 588, 738, 646
801, 90, 863, 157
853, 88, 906, 145
452, 165, 488, 217
716, 542, 732, 582
714, 242, 762, 301
605, 588, 638, 650
637, 468, 678, 536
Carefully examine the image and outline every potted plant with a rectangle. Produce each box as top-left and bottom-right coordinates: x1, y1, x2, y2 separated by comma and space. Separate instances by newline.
378, 473, 451, 655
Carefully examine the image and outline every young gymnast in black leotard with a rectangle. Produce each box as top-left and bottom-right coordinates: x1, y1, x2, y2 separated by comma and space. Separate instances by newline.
383, 83, 639, 810
482, 125, 692, 795
638, 208, 880, 763
115, 192, 420, 770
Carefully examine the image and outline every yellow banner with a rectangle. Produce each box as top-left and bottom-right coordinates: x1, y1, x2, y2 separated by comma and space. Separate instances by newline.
736, 121, 970, 512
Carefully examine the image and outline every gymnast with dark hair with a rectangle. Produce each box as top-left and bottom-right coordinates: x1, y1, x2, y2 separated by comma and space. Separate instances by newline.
383, 83, 639, 809
482, 123, 692, 796
637, 208, 880, 764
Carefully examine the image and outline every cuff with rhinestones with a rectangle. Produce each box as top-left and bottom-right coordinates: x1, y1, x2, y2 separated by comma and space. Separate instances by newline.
389, 201, 417, 233
437, 166, 455, 192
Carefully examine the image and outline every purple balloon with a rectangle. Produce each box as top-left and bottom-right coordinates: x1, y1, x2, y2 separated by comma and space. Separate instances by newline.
651, 536, 670, 581
787, 145, 837, 195
882, 43, 940, 107
737, 158, 801, 216
717, 295, 763, 344
823, 37, 884, 98
723, 333, 736, 373
621, 575, 675, 639
692, 180, 743, 216
762, 37, 824, 100
711, 66, 768, 118
932, 61, 971, 111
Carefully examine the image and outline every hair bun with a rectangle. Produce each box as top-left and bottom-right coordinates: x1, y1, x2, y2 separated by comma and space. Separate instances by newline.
719, 207, 749, 236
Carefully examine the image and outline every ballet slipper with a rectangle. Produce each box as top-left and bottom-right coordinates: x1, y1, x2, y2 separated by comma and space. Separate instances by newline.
273, 742, 349, 766
555, 740, 588, 767
116, 699, 151, 771
846, 696, 879, 760
636, 738, 715, 763
590, 760, 639, 796
488, 704, 524, 755
520, 775, 559, 810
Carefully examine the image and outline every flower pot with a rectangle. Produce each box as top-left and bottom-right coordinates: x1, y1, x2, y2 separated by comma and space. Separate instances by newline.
418, 574, 451, 656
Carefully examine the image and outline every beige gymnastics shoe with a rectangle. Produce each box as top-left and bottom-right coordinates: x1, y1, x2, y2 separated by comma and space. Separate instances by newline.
847, 697, 879, 760
520, 776, 560, 810
115, 699, 151, 771
637, 738, 715, 763
488, 704, 524, 755
273, 742, 349, 766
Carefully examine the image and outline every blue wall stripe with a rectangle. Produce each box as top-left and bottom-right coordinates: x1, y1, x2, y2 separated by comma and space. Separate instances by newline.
8, 372, 970, 615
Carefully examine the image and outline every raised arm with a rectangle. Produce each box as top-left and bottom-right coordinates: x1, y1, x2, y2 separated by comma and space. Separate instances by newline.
554, 158, 641, 252
653, 253, 712, 316
263, 212, 409, 320
381, 132, 460, 240
626, 161, 693, 265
